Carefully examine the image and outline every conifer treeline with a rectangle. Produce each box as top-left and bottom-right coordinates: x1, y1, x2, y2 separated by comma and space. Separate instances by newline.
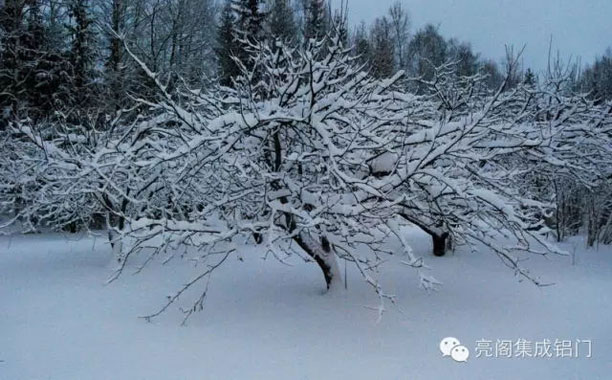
0, 0, 610, 123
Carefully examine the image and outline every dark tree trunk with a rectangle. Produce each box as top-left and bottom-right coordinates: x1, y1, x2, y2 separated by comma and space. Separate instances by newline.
102, 194, 128, 262
432, 232, 449, 257
293, 234, 341, 290
398, 212, 451, 257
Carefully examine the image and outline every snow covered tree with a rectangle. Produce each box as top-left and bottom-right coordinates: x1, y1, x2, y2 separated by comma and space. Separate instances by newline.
330, 3, 348, 46
66, 0, 97, 107
110, 37, 610, 317
235, 0, 266, 35
112, 36, 409, 299
105, 0, 126, 110
0, 0, 68, 120
216, 0, 240, 86
267, 0, 297, 43
205, 0, 265, 86
303, 0, 327, 41
0, 0, 25, 119
2, 23, 611, 321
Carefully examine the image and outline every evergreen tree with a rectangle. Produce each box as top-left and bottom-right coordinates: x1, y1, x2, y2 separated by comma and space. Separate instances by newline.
268, 0, 297, 43
579, 49, 612, 102
523, 68, 537, 87
67, 0, 97, 106
216, 0, 240, 87
0, 0, 67, 120
23, 0, 68, 118
234, 0, 265, 43
303, 0, 327, 41
106, 0, 125, 110
369, 16, 395, 79
232, 0, 266, 71
0, 0, 25, 118
352, 22, 371, 70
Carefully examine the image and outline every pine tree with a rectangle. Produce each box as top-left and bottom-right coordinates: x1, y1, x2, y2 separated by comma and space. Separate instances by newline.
523, 68, 536, 87
304, 0, 327, 41
0, 0, 24, 119
25, 0, 69, 118
217, 0, 240, 87
67, 0, 97, 106
353, 22, 371, 70
0, 0, 67, 120
268, 0, 297, 43
578, 49, 612, 102
216, 0, 239, 86
232, 0, 266, 71
106, 0, 125, 110
234, 0, 265, 43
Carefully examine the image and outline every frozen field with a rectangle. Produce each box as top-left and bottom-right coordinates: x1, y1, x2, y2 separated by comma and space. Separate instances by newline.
1, 228, 611, 379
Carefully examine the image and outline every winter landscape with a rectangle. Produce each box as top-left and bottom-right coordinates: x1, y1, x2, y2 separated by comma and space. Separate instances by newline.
1, 0, 611, 379
2, 230, 612, 379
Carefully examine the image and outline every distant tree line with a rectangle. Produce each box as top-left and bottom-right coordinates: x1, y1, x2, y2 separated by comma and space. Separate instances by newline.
577, 48, 612, 103
1, 0, 611, 248
2, 0, 611, 123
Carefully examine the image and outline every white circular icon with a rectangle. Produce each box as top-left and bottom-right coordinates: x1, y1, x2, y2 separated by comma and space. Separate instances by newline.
440, 337, 470, 363
451, 345, 470, 362
440, 337, 461, 357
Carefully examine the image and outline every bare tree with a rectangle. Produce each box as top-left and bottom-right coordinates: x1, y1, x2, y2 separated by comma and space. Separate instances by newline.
388, 1, 410, 69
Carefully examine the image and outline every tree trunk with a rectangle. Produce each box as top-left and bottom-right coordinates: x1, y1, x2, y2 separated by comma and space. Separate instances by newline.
108, 228, 124, 262
108, 0, 124, 110
106, 205, 126, 263
398, 212, 451, 257
432, 232, 449, 257
268, 121, 342, 289
294, 233, 342, 291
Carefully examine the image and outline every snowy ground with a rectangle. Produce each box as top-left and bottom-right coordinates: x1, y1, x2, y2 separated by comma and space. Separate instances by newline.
2, 228, 611, 380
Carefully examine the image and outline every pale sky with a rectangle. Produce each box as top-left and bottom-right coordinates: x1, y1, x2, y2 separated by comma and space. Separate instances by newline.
330, 0, 612, 73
